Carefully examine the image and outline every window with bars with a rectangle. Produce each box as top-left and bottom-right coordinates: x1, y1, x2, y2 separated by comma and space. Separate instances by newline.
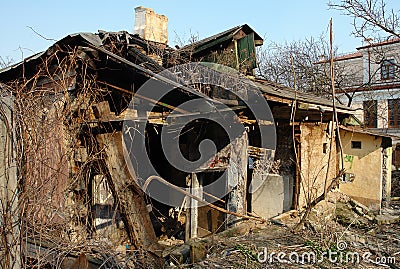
388, 99, 400, 128
381, 59, 396, 80
363, 100, 377, 128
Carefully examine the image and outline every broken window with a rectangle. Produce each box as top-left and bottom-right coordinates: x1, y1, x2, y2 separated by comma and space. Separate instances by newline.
93, 175, 120, 231
323, 142, 328, 154
342, 172, 355, 183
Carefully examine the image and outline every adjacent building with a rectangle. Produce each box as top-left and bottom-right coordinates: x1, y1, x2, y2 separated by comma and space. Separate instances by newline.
320, 38, 400, 135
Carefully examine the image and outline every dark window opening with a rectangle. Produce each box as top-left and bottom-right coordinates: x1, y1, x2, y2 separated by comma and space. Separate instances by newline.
363, 100, 377, 128
388, 99, 400, 128
323, 143, 328, 154
351, 141, 362, 149
381, 59, 396, 80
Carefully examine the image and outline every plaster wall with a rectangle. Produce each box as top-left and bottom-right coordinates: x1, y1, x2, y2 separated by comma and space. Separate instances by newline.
298, 123, 337, 208
251, 174, 284, 219
339, 130, 383, 210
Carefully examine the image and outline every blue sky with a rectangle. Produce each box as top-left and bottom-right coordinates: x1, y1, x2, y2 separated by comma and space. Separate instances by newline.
1, 1, 399, 63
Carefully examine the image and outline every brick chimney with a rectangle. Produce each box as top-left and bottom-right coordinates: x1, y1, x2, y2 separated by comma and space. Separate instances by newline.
134, 6, 168, 44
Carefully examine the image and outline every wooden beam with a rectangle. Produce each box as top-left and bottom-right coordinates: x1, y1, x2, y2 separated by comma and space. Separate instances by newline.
96, 132, 163, 267
98, 81, 188, 113
142, 175, 264, 222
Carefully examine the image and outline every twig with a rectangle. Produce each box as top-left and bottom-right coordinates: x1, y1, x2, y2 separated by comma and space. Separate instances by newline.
26, 26, 57, 42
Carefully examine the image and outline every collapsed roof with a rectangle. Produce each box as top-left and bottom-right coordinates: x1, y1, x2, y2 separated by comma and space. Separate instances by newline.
0, 29, 354, 118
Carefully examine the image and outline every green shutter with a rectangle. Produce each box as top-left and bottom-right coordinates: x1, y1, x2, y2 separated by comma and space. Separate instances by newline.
237, 33, 256, 70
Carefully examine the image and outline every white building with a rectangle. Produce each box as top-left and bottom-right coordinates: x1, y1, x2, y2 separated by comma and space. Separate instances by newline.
318, 37, 400, 167
321, 38, 400, 143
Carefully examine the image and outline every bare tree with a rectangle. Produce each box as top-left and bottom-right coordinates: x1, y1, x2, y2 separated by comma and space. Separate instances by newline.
329, 0, 400, 40
256, 36, 361, 105
0, 57, 13, 69
257, 37, 329, 94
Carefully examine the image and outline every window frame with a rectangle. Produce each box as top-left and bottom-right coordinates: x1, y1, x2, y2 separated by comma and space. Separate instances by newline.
363, 100, 378, 128
351, 141, 362, 149
388, 98, 400, 128
381, 59, 396, 80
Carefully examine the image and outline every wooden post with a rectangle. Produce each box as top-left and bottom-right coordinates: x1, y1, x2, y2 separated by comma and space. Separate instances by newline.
96, 132, 163, 267
190, 173, 199, 239
185, 175, 191, 241
188, 173, 203, 239
226, 131, 248, 227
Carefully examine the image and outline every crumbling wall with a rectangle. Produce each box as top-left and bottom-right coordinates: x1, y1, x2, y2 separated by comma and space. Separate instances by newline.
134, 6, 168, 45
0, 95, 20, 269
298, 122, 337, 209
0, 45, 164, 267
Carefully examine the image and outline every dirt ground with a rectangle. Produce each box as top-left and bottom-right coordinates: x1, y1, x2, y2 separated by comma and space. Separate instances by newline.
164, 197, 400, 268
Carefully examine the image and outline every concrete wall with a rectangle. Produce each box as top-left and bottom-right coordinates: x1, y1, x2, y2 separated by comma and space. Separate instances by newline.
339, 130, 385, 210
273, 123, 296, 210
359, 42, 400, 84
338, 89, 400, 131
382, 146, 392, 205
251, 174, 284, 219
298, 122, 337, 208
335, 56, 364, 87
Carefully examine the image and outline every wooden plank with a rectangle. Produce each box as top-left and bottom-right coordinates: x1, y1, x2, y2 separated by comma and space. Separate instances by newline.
96, 132, 163, 267
24, 239, 103, 268
98, 81, 188, 113
185, 181, 191, 242
92, 101, 116, 121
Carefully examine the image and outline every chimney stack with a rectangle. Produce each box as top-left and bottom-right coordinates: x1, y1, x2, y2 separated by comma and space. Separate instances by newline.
134, 6, 168, 44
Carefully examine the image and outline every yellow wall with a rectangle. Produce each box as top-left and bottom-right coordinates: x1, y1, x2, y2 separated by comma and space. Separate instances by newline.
298, 123, 337, 208
339, 130, 383, 210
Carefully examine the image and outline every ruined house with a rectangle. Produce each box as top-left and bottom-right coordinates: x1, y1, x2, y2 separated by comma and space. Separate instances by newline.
0, 7, 393, 268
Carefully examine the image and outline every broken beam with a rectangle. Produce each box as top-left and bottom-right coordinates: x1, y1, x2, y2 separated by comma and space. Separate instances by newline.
96, 132, 163, 267
98, 81, 188, 113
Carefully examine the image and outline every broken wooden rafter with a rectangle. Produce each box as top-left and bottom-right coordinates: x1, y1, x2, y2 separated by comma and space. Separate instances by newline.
98, 81, 188, 113
142, 175, 266, 223
85, 42, 217, 103
96, 132, 164, 267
